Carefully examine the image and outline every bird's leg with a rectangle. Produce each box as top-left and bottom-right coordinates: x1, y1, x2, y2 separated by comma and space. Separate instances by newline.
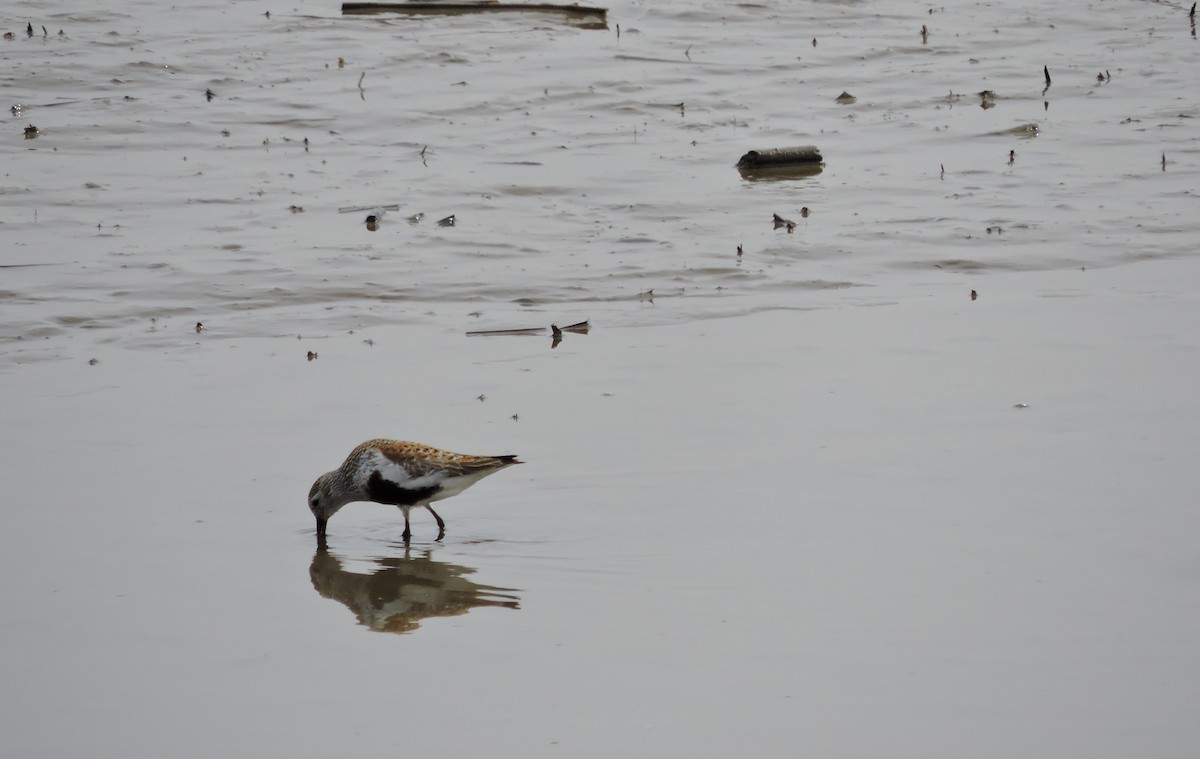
426, 505, 446, 541
402, 509, 412, 542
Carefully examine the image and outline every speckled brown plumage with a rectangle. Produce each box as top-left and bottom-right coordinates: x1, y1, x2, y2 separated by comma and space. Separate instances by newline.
308, 439, 522, 542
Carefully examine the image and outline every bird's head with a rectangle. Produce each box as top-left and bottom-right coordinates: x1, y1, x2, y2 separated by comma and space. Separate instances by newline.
308, 472, 348, 539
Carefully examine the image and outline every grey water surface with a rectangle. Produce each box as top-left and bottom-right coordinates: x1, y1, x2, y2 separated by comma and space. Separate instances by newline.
3, 1, 1199, 756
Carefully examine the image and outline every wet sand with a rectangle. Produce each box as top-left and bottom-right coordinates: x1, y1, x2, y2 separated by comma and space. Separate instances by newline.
3, 0, 1200, 756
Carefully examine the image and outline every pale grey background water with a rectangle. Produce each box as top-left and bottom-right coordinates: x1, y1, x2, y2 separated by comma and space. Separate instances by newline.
3, 1, 1199, 756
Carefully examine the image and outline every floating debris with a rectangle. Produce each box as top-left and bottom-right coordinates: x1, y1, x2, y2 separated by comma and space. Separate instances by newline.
341, 2, 609, 29
23, 124, 39, 139
205, 88, 215, 102
307, 351, 318, 361
986, 226, 1003, 234
979, 90, 996, 109
800, 207, 810, 218
195, 322, 205, 333
738, 146, 823, 168
772, 213, 797, 233
407, 212, 425, 224
467, 327, 546, 337
339, 203, 401, 214
835, 91, 856, 104
921, 24, 929, 43
466, 319, 589, 338
1014, 403, 1029, 409
436, 214, 456, 227
737, 146, 823, 180
737, 244, 743, 257
984, 123, 1039, 139
88, 358, 99, 366
289, 205, 305, 213
970, 290, 978, 301
1008, 149, 1016, 166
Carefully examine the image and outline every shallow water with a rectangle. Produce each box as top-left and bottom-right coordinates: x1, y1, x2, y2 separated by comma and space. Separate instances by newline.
3, 1, 1200, 756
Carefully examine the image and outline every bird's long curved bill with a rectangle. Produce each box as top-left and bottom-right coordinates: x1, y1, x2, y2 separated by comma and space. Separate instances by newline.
316, 517, 327, 539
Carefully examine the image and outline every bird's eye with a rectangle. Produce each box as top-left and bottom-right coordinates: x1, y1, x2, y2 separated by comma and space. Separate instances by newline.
310, 498, 320, 509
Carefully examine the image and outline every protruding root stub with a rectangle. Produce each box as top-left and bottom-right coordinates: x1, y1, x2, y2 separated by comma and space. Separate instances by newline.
737, 146, 824, 180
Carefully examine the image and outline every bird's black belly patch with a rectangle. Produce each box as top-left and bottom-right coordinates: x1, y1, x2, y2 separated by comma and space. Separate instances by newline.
367, 470, 441, 506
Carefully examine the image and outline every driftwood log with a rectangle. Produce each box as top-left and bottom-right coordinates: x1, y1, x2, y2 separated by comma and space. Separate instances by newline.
342, 3, 608, 28
736, 146, 824, 180
736, 146, 823, 169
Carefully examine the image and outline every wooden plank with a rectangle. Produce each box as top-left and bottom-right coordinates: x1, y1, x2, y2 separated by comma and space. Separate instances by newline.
342, 2, 608, 27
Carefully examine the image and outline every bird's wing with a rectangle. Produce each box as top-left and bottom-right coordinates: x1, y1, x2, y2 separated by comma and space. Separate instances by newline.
363, 444, 448, 486
373, 440, 516, 477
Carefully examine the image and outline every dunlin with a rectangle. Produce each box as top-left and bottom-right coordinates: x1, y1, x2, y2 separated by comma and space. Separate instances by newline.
308, 439, 522, 541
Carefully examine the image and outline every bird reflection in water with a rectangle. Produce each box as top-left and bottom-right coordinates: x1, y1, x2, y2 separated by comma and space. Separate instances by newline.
309, 543, 520, 634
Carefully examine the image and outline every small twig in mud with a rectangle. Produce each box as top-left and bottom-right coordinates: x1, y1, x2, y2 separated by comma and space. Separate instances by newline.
1162, 153, 1167, 171
338, 203, 401, 214
737, 244, 743, 257
940, 163, 945, 179
205, 88, 215, 102
684, 45, 691, 60
466, 320, 588, 338
466, 327, 547, 337
1043, 65, 1051, 86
